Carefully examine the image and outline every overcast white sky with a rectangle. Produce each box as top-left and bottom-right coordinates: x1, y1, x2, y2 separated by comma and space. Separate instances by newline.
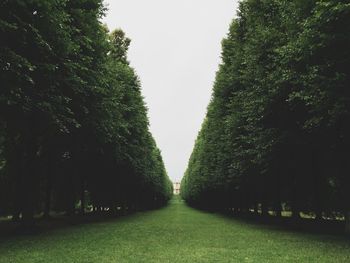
102, 0, 239, 182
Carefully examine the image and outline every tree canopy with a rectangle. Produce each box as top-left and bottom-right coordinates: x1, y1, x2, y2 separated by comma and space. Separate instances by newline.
181, 0, 350, 231
0, 0, 172, 224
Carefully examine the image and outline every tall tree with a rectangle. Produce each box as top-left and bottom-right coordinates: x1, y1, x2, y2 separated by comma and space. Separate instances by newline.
182, 0, 350, 232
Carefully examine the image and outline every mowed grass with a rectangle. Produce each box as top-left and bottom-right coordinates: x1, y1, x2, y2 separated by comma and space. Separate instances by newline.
0, 197, 349, 263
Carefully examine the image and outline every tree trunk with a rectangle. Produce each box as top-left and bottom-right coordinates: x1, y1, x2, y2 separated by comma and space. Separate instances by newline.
43, 183, 52, 219
312, 146, 323, 222
12, 212, 21, 222
274, 201, 282, 218
80, 178, 85, 215
43, 152, 53, 219
65, 157, 76, 216
291, 173, 301, 221
315, 211, 323, 222
10, 136, 24, 222
291, 206, 300, 220
233, 207, 241, 216
261, 202, 269, 217
21, 132, 38, 227
291, 188, 301, 220
345, 212, 350, 234
254, 202, 259, 216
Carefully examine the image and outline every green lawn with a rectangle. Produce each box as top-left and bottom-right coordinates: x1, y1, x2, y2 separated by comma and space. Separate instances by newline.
0, 197, 349, 263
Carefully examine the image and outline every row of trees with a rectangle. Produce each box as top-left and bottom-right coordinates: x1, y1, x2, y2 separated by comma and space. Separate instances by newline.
0, 0, 172, 225
181, 0, 350, 231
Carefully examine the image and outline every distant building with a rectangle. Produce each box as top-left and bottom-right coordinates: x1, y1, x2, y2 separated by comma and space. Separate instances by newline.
173, 182, 181, 195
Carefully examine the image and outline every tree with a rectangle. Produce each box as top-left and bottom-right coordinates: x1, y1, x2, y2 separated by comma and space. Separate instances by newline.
0, 0, 172, 225
182, 0, 350, 233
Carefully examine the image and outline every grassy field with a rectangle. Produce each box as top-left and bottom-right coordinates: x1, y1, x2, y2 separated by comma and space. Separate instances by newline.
0, 197, 349, 263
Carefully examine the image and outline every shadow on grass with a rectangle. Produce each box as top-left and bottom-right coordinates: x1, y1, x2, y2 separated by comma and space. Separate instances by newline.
186, 202, 349, 239
219, 210, 349, 239
0, 213, 124, 239
0, 205, 168, 239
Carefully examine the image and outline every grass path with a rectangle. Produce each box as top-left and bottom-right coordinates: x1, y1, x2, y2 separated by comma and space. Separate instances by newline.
0, 197, 349, 262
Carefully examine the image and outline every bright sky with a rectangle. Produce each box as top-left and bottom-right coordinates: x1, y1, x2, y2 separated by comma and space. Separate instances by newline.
102, 0, 239, 182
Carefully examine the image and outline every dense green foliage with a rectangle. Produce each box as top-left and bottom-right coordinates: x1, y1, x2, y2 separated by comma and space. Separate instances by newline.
182, 0, 350, 229
0, 0, 172, 223
1, 197, 349, 262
